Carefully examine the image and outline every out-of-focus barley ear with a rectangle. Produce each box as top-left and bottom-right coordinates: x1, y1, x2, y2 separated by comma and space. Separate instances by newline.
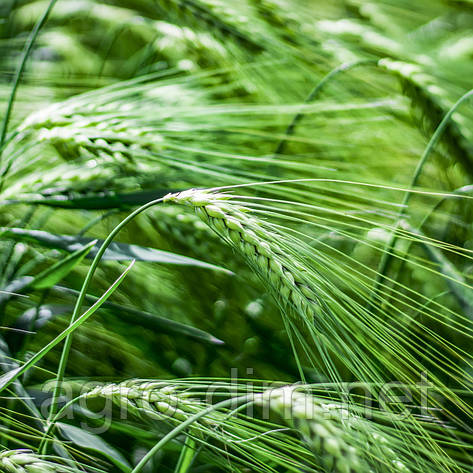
378, 58, 473, 175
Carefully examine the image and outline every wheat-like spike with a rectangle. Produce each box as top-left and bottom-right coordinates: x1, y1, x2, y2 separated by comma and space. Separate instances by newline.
27, 0, 229, 62
85, 381, 409, 473
252, 0, 309, 45
3, 162, 119, 201
343, 0, 400, 36
85, 380, 205, 424
83, 381, 249, 441
257, 387, 362, 473
0, 450, 72, 473
151, 205, 246, 268
317, 19, 403, 57
151, 205, 216, 253
84, 381, 415, 472
3, 118, 164, 200
164, 189, 318, 322
11, 112, 147, 171
257, 386, 410, 473
378, 59, 473, 172
154, 0, 264, 51
36, 123, 156, 160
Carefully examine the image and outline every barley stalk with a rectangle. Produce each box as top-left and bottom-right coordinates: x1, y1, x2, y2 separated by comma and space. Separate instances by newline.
0, 450, 72, 473
163, 188, 318, 322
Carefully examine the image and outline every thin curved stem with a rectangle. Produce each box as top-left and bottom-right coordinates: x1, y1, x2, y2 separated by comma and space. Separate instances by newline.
39, 393, 88, 454
0, 261, 134, 393
131, 395, 251, 473
369, 88, 473, 305
46, 197, 166, 426
274, 59, 378, 156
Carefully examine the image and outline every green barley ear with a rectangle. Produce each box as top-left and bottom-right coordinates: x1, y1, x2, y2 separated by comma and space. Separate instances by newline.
164, 188, 319, 323
85, 381, 199, 424
256, 387, 363, 473
71, 379, 457, 473
378, 58, 473, 175
154, 0, 265, 51
77, 380, 422, 473
256, 386, 411, 473
76, 380, 366, 472
150, 205, 216, 254
0, 450, 72, 473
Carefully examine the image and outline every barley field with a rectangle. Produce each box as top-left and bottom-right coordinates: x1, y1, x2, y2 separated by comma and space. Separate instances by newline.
1, 1, 473, 472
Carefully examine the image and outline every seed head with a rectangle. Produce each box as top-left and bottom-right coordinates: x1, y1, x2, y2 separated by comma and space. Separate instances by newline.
165, 189, 318, 322
0, 450, 69, 473
256, 386, 410, 473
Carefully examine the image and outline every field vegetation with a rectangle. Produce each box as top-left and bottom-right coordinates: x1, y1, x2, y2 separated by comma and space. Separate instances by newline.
1, 1, 473, 472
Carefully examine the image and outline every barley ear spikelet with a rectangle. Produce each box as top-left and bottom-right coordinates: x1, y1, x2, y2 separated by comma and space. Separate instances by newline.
164, 189, 319, 322
257, 386, 411, 473
0, 450, 73, 473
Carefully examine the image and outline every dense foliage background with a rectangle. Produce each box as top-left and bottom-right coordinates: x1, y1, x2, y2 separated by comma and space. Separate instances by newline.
1, 0, 473, 472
